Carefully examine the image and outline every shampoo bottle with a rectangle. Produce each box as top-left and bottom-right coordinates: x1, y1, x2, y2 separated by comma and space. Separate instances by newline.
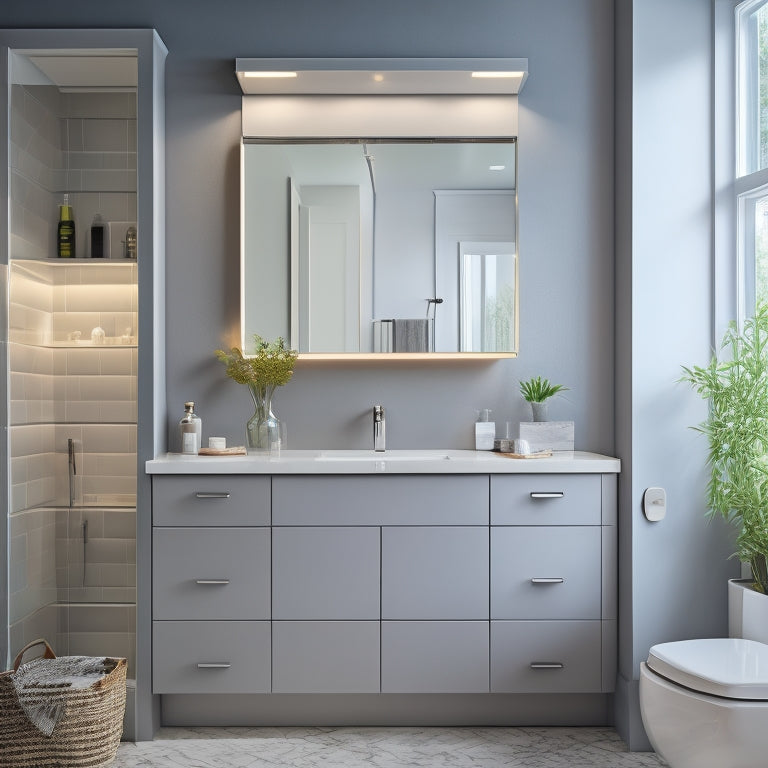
475, 409, 495, 451
57, 195, 75, 258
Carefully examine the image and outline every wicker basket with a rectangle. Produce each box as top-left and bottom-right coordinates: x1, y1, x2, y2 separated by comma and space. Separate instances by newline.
0, 639, 126, 767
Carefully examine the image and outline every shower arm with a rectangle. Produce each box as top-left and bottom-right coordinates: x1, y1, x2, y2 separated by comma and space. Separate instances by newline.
67, 438, 77, 508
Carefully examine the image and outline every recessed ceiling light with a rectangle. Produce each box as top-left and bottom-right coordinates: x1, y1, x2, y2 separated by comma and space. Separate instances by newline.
373, 73, 384, 82
489, 165, 506, 171
244, 71, 297, 78
471, 71, 524, 79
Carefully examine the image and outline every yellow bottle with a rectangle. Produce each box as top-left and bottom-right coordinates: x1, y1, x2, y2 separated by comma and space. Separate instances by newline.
57, 194, 75, 258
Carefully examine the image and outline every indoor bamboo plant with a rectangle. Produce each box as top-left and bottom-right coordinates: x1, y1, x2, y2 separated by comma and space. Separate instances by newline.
519, 376, 568, 422
215, 335, 298, 453
682, 303, 768, 593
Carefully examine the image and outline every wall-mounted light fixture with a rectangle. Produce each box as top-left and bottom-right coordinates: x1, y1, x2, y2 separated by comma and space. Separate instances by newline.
235, 58, 528, 95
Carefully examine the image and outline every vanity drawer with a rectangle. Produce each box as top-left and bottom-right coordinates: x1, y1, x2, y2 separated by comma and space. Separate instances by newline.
272, 527, 380, 619
272, 621, 380, 693
382, 526, 489, 619
491, 474, 601, 525
381, 621, 489, 693
153, 620, 270, 693
272, 475, 488, 526
491, 526, 601, 619
490, 620, 602, 693
153, 528, 270, 620
152, 475, 270, 526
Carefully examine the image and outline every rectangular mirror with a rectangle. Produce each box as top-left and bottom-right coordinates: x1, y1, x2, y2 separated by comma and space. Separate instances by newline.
241, 138, 517, 357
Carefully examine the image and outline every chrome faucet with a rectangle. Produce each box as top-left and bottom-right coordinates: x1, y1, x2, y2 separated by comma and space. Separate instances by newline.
373, 405, 386, 452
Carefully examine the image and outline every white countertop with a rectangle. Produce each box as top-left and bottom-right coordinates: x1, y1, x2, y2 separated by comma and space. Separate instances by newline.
146, 449, 620, 475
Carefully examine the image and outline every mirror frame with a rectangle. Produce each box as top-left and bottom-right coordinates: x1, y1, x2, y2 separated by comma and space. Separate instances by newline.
238, 58, 525, 362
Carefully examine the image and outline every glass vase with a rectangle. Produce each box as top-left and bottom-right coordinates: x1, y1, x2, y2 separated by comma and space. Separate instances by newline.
246, 384, 282, 454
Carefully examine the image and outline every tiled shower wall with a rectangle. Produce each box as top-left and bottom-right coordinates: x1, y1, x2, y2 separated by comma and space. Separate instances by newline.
7, 83, 138, 666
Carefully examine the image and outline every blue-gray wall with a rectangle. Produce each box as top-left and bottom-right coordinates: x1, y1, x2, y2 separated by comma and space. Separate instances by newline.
0, 0, 738, 749
614, 0, 738, 749
0, 0, 615, 451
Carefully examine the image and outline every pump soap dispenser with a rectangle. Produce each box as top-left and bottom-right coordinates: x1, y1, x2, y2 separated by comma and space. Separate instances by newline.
475, 409, 495, 451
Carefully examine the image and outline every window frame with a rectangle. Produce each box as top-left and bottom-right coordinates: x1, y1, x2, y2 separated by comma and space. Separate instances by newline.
733, 0, 768, 320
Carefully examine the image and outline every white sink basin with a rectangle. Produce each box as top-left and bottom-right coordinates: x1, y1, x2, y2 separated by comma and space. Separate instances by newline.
317, 450, 452, 462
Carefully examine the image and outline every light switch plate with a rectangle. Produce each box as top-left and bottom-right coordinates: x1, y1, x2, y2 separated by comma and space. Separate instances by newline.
643, 487, 666, 522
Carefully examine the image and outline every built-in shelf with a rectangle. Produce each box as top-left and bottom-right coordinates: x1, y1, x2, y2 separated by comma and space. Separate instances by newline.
14, 257, 137, 265
50, 341, 137, 348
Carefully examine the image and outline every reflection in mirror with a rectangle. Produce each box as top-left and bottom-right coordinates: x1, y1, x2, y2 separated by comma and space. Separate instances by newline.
460, 242, 516, 353
242, 139, 517, 355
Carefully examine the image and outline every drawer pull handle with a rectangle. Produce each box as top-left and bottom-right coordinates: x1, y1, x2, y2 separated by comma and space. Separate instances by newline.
530, 577, 565, 584
530, 492, 564, 499
197, 663, 231, 669
195, 492, 231, 499
530, 662, 564, 670
195, 579, 230, 585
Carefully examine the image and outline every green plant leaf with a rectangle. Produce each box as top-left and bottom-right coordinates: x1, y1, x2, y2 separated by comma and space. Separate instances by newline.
519, 376, 568, 403
682, 302, 768, 568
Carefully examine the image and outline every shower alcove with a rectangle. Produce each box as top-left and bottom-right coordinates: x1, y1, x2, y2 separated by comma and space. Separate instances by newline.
0, 29, 166, 741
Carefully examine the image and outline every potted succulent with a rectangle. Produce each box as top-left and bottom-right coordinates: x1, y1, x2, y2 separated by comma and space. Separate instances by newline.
681, 303, 768, 594
215, 335, 298, 453
519, 376, 568, 422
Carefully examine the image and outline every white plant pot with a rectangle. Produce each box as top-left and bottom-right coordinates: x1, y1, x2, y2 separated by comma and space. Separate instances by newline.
728, 578, 768, 644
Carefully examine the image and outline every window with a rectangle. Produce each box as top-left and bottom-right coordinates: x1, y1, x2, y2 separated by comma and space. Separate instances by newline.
738, 0, 768, 309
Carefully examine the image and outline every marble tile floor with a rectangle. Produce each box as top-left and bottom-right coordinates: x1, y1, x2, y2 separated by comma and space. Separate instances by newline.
113, 726, 666, 767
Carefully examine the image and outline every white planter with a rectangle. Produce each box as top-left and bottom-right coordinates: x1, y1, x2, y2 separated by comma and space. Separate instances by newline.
728, 578, 768, 644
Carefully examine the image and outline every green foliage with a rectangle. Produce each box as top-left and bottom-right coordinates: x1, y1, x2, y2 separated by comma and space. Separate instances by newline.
215, 335, 298, 395
519, 376, 568, 404
681, 304, 768, 589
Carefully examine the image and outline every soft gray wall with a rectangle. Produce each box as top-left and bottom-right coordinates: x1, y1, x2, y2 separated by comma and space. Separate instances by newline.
614, 0, 738, 750
0, 0, 615, 452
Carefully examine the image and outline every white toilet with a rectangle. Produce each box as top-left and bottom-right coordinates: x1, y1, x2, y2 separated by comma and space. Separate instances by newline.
639, 637, 768, 768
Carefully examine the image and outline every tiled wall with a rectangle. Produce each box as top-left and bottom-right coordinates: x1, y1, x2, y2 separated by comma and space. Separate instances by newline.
8, 83, 138, 669
10, 84, 136, 261
9, 262, 138, 511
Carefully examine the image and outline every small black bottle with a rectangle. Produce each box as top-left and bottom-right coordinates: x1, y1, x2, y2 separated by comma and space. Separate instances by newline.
90, 213, 105, 258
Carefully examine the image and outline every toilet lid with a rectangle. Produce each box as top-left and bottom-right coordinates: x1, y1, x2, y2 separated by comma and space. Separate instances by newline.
647, 638, 768, 700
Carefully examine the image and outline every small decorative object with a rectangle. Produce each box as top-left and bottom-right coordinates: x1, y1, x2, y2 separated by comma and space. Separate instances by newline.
682, 303, 768, 594
215, 335, 298, 454
179, 401, 202, 455
519, 376, 568, 422
519, 421, 575, 452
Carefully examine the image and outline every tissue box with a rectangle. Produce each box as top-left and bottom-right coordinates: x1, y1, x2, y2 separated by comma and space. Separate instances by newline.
518, 421, 575, 452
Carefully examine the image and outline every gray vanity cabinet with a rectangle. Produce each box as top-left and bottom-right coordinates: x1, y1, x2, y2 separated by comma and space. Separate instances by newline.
150, 469, 617, 702
151, 477, 272, 694
380, 522, 490, 692
489, 474, 617, 694
271, 525, 381, 693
